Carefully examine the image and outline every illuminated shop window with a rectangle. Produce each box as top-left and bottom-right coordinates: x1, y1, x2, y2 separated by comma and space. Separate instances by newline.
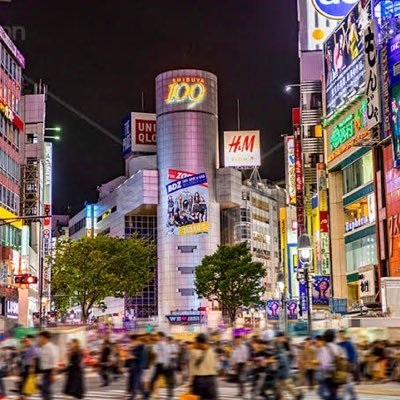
345, 234, 377, 273
344, 194, 375, 233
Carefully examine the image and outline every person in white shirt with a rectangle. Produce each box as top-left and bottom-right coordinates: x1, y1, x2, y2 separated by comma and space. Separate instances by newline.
231, 336, 250, 396
147, 332, 174, 399
38, 331, 58, 400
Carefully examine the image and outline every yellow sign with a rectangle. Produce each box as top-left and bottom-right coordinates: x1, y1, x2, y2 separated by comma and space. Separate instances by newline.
0, 206, 22, 228
178, 221, 208, 235
279, 208, 288, 286
166, 77, 206, 108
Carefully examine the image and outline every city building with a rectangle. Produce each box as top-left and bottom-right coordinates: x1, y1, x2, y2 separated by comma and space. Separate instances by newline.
67, 69, 283, 330
0, 24, 25, 330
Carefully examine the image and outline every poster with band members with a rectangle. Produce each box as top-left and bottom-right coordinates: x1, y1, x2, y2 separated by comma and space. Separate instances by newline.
166, 171, 208, 236
312, 275, 331, 307
266, 300, 280, 320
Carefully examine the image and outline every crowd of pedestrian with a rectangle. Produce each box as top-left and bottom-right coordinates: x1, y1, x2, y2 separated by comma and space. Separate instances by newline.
0, 328, 400, 399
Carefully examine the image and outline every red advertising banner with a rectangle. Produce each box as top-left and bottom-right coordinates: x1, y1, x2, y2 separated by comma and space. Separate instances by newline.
168, 169, 208, 187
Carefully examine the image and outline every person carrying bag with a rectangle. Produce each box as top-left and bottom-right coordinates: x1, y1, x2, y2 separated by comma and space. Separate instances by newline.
188, 334, 218, 400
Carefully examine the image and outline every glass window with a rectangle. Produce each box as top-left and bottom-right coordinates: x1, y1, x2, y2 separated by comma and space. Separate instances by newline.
343, 151, 373, 194
345, 234, 377, 273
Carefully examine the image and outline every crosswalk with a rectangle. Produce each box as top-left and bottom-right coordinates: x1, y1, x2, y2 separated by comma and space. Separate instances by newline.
5, 388, 395, 399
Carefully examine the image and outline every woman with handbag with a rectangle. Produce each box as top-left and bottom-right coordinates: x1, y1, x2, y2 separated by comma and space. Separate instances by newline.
188, 334, 218, 400
63, 339, 85, 399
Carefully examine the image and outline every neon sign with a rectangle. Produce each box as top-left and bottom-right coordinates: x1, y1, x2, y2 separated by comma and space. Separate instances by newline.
165, 77, 206, 108
0, 98, 24, 131
330, 99, 367, 152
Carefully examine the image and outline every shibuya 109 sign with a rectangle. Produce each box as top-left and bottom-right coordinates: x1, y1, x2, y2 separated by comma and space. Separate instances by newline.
165, 77, 206, 108
312, 0, 359, 19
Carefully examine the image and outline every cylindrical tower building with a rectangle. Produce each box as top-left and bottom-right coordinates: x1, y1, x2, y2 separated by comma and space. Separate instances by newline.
156, 70, 220, 328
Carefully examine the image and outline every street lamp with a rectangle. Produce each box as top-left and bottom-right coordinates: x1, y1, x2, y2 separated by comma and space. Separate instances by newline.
284, 83, 301, 93
298, 233, 313, 336
277, 271, 287, 333
45, 126, 61, 132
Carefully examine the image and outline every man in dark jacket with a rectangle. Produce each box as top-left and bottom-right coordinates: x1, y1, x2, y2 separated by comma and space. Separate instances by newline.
127, 335, 146, 400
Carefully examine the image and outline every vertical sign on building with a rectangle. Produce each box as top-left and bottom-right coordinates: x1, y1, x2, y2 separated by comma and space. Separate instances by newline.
364, 20, 381, 131
279, 207, 288, 287
293, 108, 304, 236
285, 136, 296, 204
317, 163, 330, 275
42, 142, 52, 298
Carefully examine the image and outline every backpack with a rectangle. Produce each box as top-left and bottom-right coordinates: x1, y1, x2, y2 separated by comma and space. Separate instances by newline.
327, 345, 350, 386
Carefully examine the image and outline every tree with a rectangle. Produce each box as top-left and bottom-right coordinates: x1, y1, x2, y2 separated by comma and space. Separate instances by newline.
50, 235, 156, 323
194, 242, 266, 325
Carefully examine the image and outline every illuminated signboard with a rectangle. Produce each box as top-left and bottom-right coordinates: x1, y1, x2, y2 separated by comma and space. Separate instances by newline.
323, 2, 369, 118
312, 0, 359, 20
0, 25, 25, 68
224, 131, 261, 168
165, 77, 206, 108
0, 98, 23, 131
329, 98, 367, 152
122, 112, 156, 156
285, 136, 296, 204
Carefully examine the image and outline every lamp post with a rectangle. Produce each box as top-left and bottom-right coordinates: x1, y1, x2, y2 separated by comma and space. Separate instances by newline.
277, 271, 287, 333
298, 233, 313, 336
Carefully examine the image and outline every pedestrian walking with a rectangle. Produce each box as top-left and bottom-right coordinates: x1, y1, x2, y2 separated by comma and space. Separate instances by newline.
231, 335, 249, 397
63, 339, 85, 400
111, 343, 122, 381
38, 331, 58, 400
147, 332, 174, 399
19, 335, 39, 399
99, 340, 111, 387
126, 335, 146, 400
0, 351, 6, 400
301, 338, 318, 390
188, 333, 218, 400
275, 332, 303, 400
338, 330, 358, 400
317, 329, 348, 400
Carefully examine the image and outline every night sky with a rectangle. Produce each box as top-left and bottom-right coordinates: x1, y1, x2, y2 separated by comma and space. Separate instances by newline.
0, 0, 299, 214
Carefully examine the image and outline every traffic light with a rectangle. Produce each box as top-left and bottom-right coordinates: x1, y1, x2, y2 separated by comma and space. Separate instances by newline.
198, 307, 209, 312
14, 274, 38, 285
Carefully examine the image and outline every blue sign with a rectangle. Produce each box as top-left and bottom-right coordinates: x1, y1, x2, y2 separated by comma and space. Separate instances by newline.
381, 0, 400, 20
122, 114, 132, 157
299, 282, 309, 313
312, 0, 359, 20
286, 300, 298, 320
266, 300, 280, 320
388, 34, 400, 88
166, 173, 207, 194
312, 275, 331, 307
331, 298, 348, 315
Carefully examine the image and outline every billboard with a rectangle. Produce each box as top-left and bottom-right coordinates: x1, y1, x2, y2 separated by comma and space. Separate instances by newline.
312, 275, 331, 307
285, 136, 296, 204
166, 171, 208, 236
122, 112, 156, 156
324, 2, 369, 118
224, 131, 261, 168
266, 300, 280, 320
312, 0, 359, 19
294, 129, 305, 235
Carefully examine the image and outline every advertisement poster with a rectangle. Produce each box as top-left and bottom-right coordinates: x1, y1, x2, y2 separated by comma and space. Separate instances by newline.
294, 129, 305, 235
266, 300, 280, 320
224, 131, 261, 168
285, 136, 296, 204
363, 21, 381, 131
324, 2, 369, 117
312, 275, 331, 307
286, 300, 298, 320
166, 171, 208, 236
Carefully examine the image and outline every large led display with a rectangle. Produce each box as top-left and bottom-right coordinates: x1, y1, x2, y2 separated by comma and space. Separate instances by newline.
323, 1, 369, 118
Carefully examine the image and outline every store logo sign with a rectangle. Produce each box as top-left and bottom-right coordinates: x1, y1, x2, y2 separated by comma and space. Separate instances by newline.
165, 77, 206, 108
312, 0, 358, 19
6, 300, 18, 319
345, 216, 370, 233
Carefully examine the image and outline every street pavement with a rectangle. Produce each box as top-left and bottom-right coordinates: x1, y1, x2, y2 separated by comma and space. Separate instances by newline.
4, 373, 399, 399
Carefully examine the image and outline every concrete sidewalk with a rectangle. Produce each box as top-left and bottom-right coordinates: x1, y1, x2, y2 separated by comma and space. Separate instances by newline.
355, 382, 400, 396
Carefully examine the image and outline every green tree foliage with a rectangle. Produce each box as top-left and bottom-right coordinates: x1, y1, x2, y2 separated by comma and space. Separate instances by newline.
195, 242, 266, 325
50, 235, 155, 323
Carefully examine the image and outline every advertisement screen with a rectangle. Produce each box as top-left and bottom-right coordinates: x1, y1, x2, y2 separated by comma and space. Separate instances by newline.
166, 171, 208, 236
324, 2, 368, 118
224, 130, 261, 168
266, 300, 280, 320
312, 275, 331, 307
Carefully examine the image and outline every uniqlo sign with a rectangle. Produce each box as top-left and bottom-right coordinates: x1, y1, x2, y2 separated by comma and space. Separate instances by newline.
122, 112, 156, 156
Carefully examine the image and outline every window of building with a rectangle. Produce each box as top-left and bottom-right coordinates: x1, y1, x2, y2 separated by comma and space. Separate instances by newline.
345, 234, 377, 273
343, 151, 373, 194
